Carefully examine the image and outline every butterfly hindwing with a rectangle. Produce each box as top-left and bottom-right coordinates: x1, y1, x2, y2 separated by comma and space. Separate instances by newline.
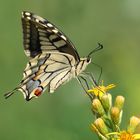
18, 53, 75, 100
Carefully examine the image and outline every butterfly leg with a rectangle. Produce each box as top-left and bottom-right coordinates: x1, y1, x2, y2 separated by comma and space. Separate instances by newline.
84, 72, 99, 86
90, 62, 102, 84
79, 76, 90, 90
76, 77, 93, 101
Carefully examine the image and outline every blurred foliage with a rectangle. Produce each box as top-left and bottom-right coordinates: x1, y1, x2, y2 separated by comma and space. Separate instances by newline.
0, 0, 140, 140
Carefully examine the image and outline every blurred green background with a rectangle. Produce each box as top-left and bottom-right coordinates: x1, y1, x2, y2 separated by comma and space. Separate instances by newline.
0, 0, 140, 139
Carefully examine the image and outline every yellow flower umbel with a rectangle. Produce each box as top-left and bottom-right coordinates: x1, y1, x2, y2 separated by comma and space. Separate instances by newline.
87, 81, 116, 98
88, 80, 140, 140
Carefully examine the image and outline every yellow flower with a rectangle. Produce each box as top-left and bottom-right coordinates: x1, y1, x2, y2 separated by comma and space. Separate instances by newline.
87, 81, 116, 98
107, 131, 140, 140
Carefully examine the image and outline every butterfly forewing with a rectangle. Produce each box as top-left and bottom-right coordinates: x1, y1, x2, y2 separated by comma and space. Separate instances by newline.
22, 11, 80, 61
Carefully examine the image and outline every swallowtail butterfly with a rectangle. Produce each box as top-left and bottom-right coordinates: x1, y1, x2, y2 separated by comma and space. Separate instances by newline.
4, 11, 103, 101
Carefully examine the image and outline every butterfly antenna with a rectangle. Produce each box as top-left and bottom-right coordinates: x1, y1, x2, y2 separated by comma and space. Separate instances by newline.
4, 88, 18, 99
88, 43, 103, 57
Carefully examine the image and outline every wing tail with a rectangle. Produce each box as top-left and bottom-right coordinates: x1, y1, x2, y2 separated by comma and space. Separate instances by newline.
4, 88, 18, 99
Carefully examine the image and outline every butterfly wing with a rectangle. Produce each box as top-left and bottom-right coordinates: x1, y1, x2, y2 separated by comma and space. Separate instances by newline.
4, 11, 80, 101
22, 11, 80, 62
5, 53, 75, 101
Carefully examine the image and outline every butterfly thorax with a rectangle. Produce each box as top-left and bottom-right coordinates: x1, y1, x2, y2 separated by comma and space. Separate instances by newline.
75, 57, 91, 76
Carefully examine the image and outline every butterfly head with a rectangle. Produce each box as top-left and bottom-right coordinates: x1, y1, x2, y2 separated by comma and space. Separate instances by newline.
86, 56, 92, 63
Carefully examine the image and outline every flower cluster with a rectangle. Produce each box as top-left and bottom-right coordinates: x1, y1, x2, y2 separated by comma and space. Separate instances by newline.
87, 82, 140, 140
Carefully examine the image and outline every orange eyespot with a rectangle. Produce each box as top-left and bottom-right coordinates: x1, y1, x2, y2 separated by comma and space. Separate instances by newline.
34, 88, 42, 97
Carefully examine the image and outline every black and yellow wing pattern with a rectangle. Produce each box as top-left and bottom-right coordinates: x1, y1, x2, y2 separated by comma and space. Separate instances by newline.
4, 11, 93, 101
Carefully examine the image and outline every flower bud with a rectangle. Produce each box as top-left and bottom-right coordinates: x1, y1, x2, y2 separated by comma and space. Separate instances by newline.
101, 93, 112, 112
110, 107, 122, 125
91, 123, 108, 140
114, 96, 125, 110
127, 116, 140, 133
94, 118, 108, 135
92, 99, 105, 116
